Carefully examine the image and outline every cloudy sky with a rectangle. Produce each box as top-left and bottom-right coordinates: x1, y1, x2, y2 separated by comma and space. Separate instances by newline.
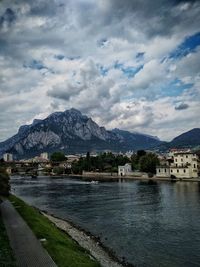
0, 0, 200, 142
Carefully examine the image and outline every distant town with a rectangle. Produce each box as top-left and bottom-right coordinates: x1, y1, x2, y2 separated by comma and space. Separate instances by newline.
2, 148, 200, 181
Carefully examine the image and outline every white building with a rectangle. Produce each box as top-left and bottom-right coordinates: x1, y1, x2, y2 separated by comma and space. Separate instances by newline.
118, 163, 132, 176
40, 152, 49, 160
156, 151, 200, 179
3, 153, 13, 162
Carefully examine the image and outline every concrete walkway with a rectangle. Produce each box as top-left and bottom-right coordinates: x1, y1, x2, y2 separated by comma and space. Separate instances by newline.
0, 200, 57, 267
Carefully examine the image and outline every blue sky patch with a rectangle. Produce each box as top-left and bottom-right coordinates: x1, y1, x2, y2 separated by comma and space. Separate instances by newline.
23, 59, 47, 70
99, 65, 109, 76
158, 79, 193, 98
170, 32, 200, 59
114, 61, 143, 78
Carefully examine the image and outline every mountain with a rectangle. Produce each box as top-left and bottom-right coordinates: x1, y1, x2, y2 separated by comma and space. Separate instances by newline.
0, 108, 161, 159
155, 128, 200, 151
111, 128, 160, 149
169, 128, 200, 148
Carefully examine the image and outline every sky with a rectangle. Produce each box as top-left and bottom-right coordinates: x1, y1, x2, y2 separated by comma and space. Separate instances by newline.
0, 0, 200, 142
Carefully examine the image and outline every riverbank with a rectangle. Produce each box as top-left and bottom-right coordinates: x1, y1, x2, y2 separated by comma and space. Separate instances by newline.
43, 212, 132, 267
67, 174, 200, 183
9, 195, 100, 267
11, 173, 200, 183
9, 195, 132, 267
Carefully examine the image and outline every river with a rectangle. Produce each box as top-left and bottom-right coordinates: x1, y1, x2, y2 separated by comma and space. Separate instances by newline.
11, 176, 200, 267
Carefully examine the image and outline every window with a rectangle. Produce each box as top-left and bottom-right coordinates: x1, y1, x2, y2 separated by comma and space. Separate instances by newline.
165, 169, 166, 172
158, 169, 160, 172
181, 158, 183, 162
177, 169, 179, 173
194, 164, 196, 168
183, 169, 186, 173
171, 170, 173, 173
186, 155, 188, 158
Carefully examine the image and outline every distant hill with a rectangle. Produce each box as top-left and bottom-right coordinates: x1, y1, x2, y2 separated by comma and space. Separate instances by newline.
169, 128, 200, 148
156, 128, 200, 151
0, 108, 161, 159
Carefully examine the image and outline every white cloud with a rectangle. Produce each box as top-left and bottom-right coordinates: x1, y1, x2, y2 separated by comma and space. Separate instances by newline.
0, 0, 200, 142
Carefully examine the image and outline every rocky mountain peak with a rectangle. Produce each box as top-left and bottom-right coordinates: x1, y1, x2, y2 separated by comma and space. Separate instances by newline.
0, 108, 163, 158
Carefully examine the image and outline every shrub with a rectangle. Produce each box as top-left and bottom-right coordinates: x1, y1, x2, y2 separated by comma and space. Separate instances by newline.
148, 172, 154, 178
53, 167, 65, 175
50, 152, 66, 162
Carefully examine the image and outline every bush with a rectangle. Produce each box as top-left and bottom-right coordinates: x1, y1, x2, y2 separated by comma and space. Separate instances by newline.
50, 152, 66, 162
53, 167, 65, 175
139, 153, 160, 174
148, 172, 154, 178
0, 168, 10, 197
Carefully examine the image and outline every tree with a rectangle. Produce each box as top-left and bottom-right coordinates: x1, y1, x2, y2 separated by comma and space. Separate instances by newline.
85, 152, 91, 171
50, 152, 66, 162
53, 167, 65, 175
0, 168, 10, 197
139, 153, 159, 174
71, 152, 131, 174
137, 150, 146, 158
131, 150, 146, 170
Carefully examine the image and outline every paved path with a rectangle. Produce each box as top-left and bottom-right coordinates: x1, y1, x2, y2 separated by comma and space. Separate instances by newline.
0, 200, 57, 267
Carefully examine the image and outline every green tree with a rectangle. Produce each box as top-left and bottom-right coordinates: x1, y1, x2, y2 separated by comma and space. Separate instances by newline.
131, 150, 146, 170
71, 152, 131, 174
139, 153, 159, 174
137, 150, 146, 158
71, 157, 84, 174
50, 152, 66, 162
0, 168, 10, 197
85, 152, 91, 171
53, 167, 65, 175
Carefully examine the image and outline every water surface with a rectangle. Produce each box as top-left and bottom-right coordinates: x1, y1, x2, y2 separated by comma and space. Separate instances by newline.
11, 176, 200, 267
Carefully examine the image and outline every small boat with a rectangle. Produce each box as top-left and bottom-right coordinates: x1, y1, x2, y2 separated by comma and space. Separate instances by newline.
90, 180, 99, 184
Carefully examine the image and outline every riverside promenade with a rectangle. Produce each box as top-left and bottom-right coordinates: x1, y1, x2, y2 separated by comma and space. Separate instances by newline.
0, 200, 57, 267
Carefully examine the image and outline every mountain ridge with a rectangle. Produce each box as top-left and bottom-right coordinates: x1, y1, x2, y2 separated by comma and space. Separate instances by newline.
0, 109, 199, 159
0, 108, 161, 158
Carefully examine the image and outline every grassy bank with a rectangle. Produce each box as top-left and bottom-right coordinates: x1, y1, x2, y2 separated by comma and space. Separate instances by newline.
9, 195, 100, 267
0, 210, 16, 267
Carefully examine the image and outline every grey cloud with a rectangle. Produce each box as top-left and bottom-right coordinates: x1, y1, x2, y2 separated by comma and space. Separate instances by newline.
74, 0, 200, 40
175, 102, 189, 110
47, 83, 83, 101
0, 8, 16, 28
0, 0, 200, 141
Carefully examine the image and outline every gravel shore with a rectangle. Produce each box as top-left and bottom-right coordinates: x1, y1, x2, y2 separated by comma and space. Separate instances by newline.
42, 212, 132, 267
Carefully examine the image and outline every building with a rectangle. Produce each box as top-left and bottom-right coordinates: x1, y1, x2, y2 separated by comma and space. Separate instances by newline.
3, 153, 13, 162
40, 152, 49, 160
65, 155, 80, 164
156, 150, 200, 179
118, 163, 132, 176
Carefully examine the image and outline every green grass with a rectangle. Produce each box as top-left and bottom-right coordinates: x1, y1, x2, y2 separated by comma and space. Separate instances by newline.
0, 211, 16, 267
9, 195, 100, 267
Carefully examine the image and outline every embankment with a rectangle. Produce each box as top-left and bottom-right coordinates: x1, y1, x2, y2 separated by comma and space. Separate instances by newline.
43, 212, 133, 267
